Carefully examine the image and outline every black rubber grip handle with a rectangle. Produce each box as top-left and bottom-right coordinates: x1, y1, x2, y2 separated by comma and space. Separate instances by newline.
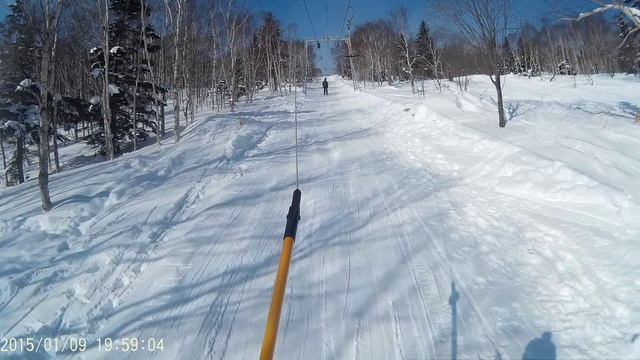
284, 189, 301, 240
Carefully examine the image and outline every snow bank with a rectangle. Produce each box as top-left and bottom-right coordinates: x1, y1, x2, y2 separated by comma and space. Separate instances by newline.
223, 119, 271, 161
492, 155, 629, 219
362, 74, 639, 223
22, 194, 108, 236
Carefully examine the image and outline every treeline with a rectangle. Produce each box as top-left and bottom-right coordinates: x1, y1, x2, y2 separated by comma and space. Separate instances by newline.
0, 0, 315, 210
333, 0, 638, 128
335, 4, 640, 91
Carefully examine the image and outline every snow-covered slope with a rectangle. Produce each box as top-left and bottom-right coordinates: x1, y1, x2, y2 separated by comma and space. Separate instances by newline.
0, 75, 639, 359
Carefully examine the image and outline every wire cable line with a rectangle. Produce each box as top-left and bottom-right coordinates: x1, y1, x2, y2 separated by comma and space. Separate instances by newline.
325, 0, 329, 39
339, 0, 352, 38
301, 0, 319, 41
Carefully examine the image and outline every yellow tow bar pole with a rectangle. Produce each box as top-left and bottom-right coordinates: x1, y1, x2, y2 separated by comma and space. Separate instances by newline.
260, 189, 301, 360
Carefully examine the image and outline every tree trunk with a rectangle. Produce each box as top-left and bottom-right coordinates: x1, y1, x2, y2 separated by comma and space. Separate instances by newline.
102, 0, 115, 160
39, 41, 53, 211
160, 31, 167, 135
140, 0, 161, 147
47, 130, 52, 171
160, 95, 165, 134
174, 89, 181, 143
132, 62, 140, 152
16, 137, 25, 184
492, 72, 507, 128
180, 23, 194, 124
53, 106, 60, 173
0, 135, 7, 186
171, 1, 183, 143
37, 0, 64, 212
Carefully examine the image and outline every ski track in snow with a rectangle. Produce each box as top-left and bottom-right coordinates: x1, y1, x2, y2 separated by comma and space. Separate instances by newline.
1, 75, 639, 359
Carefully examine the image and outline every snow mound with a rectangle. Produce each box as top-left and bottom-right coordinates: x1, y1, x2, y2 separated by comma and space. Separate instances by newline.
108, 83, 120, 95
455, 94, 481, 112
492, 155, 629, 220
21, 193, 110, 235
110, 46, 124, 54
223, 119, 270, 161
19, 78, 33, 88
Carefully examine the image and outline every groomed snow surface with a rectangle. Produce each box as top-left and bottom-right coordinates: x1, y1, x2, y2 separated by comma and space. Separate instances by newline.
1, 74, 639, 359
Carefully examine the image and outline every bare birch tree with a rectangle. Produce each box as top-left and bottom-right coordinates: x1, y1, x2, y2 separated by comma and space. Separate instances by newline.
435, 0, 511, 127
165, 0, 184, 143
37, 0, 65, 212
391, 7, 417, 92
98, 0, 115, 160
140, 0, 161, 147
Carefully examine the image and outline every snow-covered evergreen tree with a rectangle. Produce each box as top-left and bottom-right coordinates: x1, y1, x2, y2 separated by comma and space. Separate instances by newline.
630, 0, 640, 71
396, 32, 415, 83
0, 0, 39, 185
558, 60, 576, 75
415, 21, 435, 79
502, 39, 516, 74
89, 0, 163, 156
615, 4, 640, 74
257, 12, 284, 91
578, 0, 640, 46
617, 14, 637, 73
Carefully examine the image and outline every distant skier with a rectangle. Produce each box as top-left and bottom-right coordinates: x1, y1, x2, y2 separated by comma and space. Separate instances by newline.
322, 78, 328, 95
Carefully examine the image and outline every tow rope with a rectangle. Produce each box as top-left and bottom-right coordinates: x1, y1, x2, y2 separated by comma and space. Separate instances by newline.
259, 85, 302, 360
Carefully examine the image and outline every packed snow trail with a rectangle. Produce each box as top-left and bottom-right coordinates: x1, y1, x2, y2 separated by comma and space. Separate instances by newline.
1, 75, 639, 359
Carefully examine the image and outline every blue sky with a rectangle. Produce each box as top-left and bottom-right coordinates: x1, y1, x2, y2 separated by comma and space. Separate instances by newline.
0, 0, 8, 19
0, 0, 592, 73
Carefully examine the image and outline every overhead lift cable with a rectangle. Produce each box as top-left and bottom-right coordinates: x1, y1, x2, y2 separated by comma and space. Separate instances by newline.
325, 0, 329, 39
302, 0, 319, 43
339, 0, 352, 38
294, 87, 299, 188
